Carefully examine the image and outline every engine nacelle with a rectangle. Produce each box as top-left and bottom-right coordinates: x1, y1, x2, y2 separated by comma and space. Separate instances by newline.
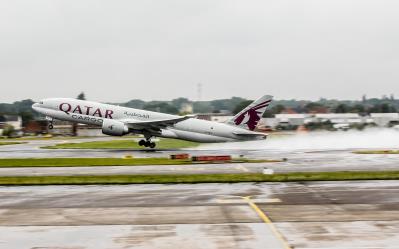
102, 119, 129, 136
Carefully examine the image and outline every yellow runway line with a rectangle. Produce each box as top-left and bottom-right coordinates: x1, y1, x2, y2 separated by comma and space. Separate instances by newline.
243, 196, 292, 249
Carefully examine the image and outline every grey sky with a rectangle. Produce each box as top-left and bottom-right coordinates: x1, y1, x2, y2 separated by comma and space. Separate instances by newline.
1, 0, 398, 103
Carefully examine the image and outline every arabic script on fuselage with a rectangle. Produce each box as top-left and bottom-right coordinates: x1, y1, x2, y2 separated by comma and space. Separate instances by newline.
124, 111, 150, 119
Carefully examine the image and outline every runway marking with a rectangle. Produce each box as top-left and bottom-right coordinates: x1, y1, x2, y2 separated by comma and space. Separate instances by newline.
235, 164, 249, 172
242, 196, 292, 249
217, 198, 281, 204
257, 198, 281, 203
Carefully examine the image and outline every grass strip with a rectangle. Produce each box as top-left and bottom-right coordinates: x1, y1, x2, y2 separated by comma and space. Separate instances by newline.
0, 142, 25, 146
0, 136, 94, 141
0, 135, 143, 141
0, 158, 276, 167
0, 171, 399, 185
354, 150, 399, 154
42, 138, 199, 149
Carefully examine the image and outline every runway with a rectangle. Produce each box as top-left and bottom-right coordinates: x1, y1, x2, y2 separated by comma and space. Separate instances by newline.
1, 181, 399, 249
1, 133, 399, 248
0, 135, 399, 176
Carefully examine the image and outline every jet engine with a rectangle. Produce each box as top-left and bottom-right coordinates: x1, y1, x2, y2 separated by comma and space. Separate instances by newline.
102, 119, 129, 136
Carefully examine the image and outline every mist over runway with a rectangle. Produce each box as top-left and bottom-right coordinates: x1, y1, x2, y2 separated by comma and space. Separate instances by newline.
196, 128, 399, 151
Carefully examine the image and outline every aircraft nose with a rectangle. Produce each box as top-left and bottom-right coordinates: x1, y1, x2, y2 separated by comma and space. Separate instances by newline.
32, 103, 40, 111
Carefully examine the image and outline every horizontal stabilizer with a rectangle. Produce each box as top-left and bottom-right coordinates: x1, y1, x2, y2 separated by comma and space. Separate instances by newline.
232, 131, 267, 138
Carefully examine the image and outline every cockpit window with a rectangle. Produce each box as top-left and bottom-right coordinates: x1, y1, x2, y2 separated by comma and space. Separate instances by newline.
39, 101, 43, 104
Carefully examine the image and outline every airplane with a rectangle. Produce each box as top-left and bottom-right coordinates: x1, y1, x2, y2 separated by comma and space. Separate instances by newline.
32, 95, 273, 148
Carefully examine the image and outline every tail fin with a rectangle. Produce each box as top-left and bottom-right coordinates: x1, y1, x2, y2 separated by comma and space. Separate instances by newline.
228, 95, 273, 131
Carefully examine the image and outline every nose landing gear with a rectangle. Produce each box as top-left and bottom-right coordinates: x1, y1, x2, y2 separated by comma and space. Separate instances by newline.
138, 138, 156, 148
46, 117, 54, 130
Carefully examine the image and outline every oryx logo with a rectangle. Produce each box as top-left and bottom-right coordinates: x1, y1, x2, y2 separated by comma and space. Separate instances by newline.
234, 100, 271, 130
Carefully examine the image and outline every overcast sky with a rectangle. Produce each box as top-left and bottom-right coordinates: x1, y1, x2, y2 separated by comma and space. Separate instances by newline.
1, 0, 398, 103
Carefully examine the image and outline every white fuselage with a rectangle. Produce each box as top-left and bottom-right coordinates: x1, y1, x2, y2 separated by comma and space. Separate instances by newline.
32, 98, 267, 143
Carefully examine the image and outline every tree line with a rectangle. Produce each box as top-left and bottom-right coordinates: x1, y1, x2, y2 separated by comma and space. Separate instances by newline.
0, 94, 398, 125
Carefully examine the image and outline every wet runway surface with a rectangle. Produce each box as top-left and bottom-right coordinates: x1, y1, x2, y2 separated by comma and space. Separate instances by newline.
1, 181, 399, 249
1, 134, 399, 248
0, 137, 398, 176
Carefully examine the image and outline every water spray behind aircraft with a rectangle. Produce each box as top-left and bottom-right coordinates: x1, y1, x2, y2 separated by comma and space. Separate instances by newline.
196, 128, 399, 151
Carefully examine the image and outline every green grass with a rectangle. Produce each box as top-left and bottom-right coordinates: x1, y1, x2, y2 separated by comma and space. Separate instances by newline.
0, 135, 144, 141
42, 138, 199, 149
0, 136, 92, 141
353, 150, 399, 154
0, 142, 25, 146
0, 171, 398, 185
0, 158, 197, 167
0, 157, 275, 167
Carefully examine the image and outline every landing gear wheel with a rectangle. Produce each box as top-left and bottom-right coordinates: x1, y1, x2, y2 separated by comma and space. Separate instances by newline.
48, 124, 54, 129
138, 140, 146, 146
139, 135, 155, 149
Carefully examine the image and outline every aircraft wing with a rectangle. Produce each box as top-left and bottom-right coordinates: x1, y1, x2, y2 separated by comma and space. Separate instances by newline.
121, 116, 190, 132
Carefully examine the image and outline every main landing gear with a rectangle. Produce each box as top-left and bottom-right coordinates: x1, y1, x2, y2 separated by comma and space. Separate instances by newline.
138, 138, 156, 148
